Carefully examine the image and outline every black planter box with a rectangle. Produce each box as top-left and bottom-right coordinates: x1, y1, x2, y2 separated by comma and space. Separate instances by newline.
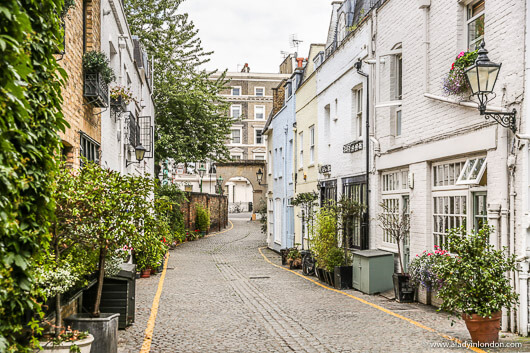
110, 95, 127, 112
316, 267, 325, 282
84, 72, 109, 108
324, 270, 335, 287
393, 273, 414, 303
334, 266, 353, 289
280, 249, 289, 265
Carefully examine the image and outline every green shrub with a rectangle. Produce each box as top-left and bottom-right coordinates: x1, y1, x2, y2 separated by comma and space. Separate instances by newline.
325, 247, 345, 272
0, 0, 67, 350
310, 207, 338, 270
434, 226, 518, 319
196, 204, 210, 232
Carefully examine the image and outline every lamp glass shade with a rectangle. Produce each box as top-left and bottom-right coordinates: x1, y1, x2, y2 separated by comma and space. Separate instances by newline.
478, 65, 500, 93
198, 165, 206, 178
256, 168, 263, 183
465, 66, 480, 94
135, 144, 147, 161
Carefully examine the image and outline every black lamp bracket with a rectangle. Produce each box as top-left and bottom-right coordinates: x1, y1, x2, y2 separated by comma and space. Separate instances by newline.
481, 108, 517, 133
126, 159, 140, 168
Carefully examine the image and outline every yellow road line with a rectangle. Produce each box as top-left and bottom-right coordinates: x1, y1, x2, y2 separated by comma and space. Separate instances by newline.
258, 247, 486, 353
139, 221, 234, 353
139, 253, 170, 353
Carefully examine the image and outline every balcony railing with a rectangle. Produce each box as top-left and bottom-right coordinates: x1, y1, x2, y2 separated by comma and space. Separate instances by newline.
343, 140, 363, 153
84, 72, 109, 108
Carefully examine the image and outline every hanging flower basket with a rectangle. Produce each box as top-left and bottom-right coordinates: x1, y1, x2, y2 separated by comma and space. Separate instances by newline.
442, 50, 478, 97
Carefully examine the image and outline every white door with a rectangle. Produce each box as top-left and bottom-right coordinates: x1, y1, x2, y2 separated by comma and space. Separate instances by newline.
274, 199, 282, 244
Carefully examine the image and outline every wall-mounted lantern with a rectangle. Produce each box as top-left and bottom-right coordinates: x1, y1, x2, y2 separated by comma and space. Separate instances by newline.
464, 41, 517, 132
256, 168, 264, 185
126, 144, 146, 167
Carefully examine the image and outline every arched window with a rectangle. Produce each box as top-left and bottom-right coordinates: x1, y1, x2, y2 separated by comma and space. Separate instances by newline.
337, 13, 346, 43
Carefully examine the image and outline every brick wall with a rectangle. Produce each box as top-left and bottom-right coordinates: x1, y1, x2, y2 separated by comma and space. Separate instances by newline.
59, 0, 102, 168
180, 193, 229, 232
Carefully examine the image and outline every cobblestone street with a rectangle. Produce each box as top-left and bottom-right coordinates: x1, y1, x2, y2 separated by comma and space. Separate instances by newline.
118, 215, 530, 353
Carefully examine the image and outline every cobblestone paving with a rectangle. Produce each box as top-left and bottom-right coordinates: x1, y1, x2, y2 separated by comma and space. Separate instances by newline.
118, 214, 530, 353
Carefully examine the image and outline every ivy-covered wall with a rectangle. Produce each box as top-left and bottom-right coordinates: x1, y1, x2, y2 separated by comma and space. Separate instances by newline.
0, 0, 66, 351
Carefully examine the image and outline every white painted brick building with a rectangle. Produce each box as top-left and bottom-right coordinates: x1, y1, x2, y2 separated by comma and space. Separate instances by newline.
100, 0, 156, 177
370, 0, 527, 334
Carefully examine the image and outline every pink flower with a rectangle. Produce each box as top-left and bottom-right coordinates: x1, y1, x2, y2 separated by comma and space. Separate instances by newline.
457, 51, 465, 59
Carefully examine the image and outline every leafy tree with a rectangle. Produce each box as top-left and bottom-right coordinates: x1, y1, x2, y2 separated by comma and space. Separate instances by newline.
123, 0, 232, 163
0, 0, 66, 350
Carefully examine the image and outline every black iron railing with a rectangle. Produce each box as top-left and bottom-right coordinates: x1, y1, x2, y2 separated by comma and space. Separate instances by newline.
343, 140, 363, 153
84, 72, 109, 108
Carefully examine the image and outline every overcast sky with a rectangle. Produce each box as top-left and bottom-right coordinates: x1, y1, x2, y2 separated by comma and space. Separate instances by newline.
179, 0, 333, 73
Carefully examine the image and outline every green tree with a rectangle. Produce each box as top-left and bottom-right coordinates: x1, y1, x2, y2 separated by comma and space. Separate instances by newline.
123, 0, 232, 163
0, 0, 66, 350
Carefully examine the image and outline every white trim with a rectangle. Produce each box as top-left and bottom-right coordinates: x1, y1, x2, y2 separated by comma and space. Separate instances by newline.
231, 86, 242, 96
395, 108, 402, 137
230, 104, 242, 119
254, 127, 264, 145
375, 100, 403, 109
254, 87, 265, 96
254, 105, 266, 120
456, 157, 487, 185
230, 127, 242, 145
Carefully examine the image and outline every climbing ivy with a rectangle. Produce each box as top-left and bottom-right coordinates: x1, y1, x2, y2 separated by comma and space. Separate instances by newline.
0, 0, 66, 351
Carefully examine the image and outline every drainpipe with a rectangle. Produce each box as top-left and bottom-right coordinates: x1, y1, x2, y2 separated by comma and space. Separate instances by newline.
419, 0, 431, 93
501, 206, 509, 331
509, 154, 517, 331
355, 60, 370, 250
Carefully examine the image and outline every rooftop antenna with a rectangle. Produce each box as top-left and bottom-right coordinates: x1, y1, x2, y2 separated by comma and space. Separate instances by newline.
289, 34, 303, 57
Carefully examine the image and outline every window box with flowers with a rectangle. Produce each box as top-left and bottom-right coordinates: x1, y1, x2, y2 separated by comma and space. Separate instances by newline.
442, 50, 478, 98
110, 86, 134, 113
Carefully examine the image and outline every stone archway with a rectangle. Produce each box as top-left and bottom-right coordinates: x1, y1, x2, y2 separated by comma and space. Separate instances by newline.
215, 160, 267, 214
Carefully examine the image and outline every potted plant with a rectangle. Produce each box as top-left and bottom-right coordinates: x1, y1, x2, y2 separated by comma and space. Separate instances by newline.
310, 207, 338, 284
335, 196, 365, 289
37, 329, 94, 353
442, 50, 478, 97
326, 247, 345, 288
408, 247, 449, 305
287, 247, 302, 269
109, 85, 134, 112
378, 201, 413, 302
82, 51, 115, 107
434, 226, 518, 343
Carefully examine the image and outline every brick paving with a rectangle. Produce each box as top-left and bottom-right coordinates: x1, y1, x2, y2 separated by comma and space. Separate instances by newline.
118, 214, 530, 353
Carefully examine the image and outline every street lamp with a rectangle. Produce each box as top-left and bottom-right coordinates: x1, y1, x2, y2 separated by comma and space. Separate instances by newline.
198, 164, 206, 193
216, 175, 224, 195
464, 41, 517, 132
256, 168, 264, 185
126, 144, 147, 167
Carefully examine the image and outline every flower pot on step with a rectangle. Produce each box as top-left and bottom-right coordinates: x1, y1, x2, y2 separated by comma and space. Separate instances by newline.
141, 269, 151, 278
64, 313, 119, 353
462, 311, 502, 343
37, 334, 94, 353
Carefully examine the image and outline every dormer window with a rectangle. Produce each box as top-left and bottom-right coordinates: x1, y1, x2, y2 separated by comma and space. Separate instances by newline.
337, 13, 346, 43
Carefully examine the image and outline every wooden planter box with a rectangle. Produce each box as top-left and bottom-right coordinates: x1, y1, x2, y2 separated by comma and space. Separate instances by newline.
416, 286, 431, 305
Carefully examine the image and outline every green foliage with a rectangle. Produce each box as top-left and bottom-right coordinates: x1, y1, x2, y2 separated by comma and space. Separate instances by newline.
0, 0, 67, 350
82, 50, 116, 84
443, 50, 478, 96
287, 248, 301, 260
434, 226, 518, 319
60, 0, 76, 18
156, 183, 186, 237
123, 0, 233, 163
195, 204, 210, 232
310, 208, 338, 270
325, 248, 345, 272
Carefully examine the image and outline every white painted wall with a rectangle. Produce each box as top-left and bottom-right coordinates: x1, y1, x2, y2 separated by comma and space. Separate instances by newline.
100, 0, 155, 177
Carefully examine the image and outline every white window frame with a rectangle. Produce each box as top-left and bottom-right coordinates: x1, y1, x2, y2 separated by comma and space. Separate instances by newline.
337, 12, 346, 43
456, 157, 487, 185
466, 0, 485, 51
254, 87, 265, 96
230, 128, 242, 145
230, 153, 243, 160
355, 88, 363, 139
299, 132, 304, 168
254, 105, 265, 120
381, 169, 410, 246
231, 104, 242, 119
254, 128, 264, 145
396, 54, 403, 100
231, 86, 241, 96
395, 108, 402, 137
268, 150, 272, 174
309, 126, 315, 164
253, 153, 265, 160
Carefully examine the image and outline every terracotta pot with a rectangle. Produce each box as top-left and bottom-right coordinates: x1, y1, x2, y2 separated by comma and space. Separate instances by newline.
462, 311, 501, 343
141, 269, 151, 278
